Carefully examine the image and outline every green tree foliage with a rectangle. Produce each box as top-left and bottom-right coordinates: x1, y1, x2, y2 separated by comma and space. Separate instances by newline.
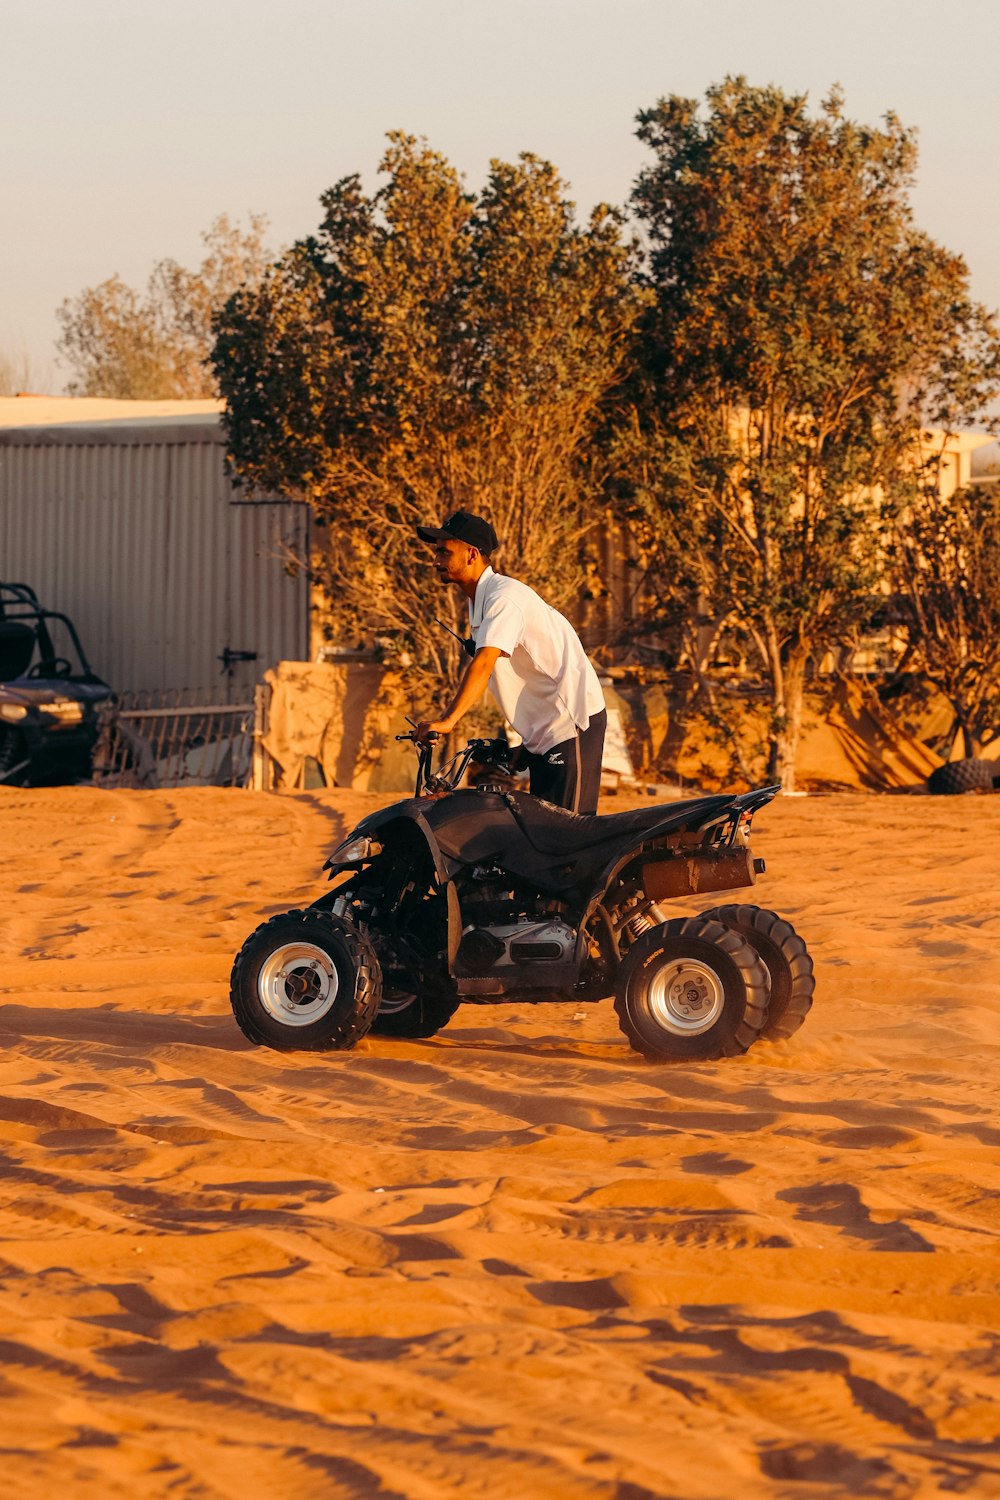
211, 134, 641, 703
622, 78, 1000, 789
892, 474, 1000, 756
57, 215, 272, 398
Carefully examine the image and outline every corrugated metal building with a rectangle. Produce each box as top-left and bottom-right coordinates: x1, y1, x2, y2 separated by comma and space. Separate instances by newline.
0, 398, 310, 699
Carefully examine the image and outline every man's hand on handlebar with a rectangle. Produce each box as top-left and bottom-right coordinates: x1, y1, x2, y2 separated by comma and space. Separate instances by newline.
412, 719, 452, 744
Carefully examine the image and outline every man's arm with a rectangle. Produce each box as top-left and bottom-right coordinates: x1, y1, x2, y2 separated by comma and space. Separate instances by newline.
416, 647, 504, 739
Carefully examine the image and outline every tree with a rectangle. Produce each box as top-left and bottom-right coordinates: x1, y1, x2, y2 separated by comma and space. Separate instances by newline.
622, 78, 1000, 789
892, 474, 1000, 756
0, 344, 42, 396
57, 214, 272, 398
212, 134, 641, 708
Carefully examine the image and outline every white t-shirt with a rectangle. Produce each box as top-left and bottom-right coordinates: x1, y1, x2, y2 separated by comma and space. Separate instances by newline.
469, 567, 605, 754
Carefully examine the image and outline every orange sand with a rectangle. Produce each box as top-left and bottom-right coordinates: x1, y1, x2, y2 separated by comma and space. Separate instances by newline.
1, 785, 999, 1499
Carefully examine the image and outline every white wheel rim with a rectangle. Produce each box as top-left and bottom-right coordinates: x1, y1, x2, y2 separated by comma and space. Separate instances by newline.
647, 956, 726, 1035
258, 941, 340, 1026
378, 987, 417, 1015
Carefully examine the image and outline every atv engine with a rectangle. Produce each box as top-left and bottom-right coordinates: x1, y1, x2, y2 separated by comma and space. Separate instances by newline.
456, 916, 578, 976
454, 866, 577, 976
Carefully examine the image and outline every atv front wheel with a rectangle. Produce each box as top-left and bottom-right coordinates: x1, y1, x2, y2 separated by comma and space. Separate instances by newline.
230, 909, 382, 1051
614, 915, 768, 1062
369, 984, 459, 1039
325, 879, 457, 1038
700, 903, 814, 1040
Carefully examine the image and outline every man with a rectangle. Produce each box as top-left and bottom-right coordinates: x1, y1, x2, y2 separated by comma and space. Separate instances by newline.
414, 509, 607, 815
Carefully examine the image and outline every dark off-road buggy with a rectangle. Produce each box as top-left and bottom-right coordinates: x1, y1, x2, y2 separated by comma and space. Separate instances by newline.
230, 732, 815, 1063
0, 583, 113, 786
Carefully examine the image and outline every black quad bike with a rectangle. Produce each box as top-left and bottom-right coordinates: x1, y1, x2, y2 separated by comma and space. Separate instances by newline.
230, 733, 815, 1063
0, 583, 113, 786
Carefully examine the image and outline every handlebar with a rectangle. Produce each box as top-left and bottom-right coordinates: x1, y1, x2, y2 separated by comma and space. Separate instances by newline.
395, 730, 510, 755
394, 731, 516, 796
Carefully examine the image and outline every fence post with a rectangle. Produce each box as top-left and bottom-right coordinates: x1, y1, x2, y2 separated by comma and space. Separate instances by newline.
252, 681, 272, 791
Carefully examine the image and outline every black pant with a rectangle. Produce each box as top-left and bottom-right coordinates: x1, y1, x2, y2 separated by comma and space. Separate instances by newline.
523, 709, 606, 815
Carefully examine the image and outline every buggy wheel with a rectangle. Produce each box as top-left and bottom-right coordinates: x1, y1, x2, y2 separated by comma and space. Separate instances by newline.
927, 758, 996, 795
0, 725, 30, 785
370, 984, 459, 1039
229, 909, 381, 1052
700, 903, 815, 1040
614, 915, 768, 1062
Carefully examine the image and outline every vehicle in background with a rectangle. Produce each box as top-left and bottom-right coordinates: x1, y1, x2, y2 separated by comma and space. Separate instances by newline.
0, 583, 113, 786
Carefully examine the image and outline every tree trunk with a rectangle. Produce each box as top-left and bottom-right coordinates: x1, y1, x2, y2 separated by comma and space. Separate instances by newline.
766, 651, 807, 793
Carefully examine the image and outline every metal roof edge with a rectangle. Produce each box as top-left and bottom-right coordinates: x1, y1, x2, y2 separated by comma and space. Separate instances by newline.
0, 416, 227, 446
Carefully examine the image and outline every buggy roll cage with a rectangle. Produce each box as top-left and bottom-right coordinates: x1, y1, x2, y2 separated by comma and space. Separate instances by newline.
0, 582, 100, 681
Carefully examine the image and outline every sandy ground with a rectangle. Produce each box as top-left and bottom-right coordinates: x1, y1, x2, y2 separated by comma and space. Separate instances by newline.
1, 784, 998, 1500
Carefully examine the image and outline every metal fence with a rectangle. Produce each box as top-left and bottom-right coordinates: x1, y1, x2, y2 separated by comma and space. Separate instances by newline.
93, 689, 255, 790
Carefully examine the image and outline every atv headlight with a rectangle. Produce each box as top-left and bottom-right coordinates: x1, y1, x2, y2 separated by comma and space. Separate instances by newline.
325, 834, 381, 868
0, 703, 28, 722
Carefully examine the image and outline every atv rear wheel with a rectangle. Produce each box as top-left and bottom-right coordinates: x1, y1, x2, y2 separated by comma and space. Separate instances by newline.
614, 915, 769, 1062
230, 909, 381, 1051
927, 758, 996, 795
699, 903, 815, 1040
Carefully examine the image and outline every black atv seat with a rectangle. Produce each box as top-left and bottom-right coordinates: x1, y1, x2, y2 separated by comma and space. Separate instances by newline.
0, 621, 35, 680
507, 791, 734, 855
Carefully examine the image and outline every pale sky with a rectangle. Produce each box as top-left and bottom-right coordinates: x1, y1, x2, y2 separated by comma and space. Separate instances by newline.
4, 0, 999, 392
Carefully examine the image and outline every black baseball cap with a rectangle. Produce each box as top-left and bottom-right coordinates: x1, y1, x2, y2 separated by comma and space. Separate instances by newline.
416, 509, 499, 554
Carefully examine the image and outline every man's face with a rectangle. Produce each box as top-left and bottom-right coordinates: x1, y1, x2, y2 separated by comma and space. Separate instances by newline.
432, 537, 479, 584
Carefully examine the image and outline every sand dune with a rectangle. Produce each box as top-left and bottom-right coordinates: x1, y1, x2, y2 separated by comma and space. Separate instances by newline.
1, 785, 998, 1498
